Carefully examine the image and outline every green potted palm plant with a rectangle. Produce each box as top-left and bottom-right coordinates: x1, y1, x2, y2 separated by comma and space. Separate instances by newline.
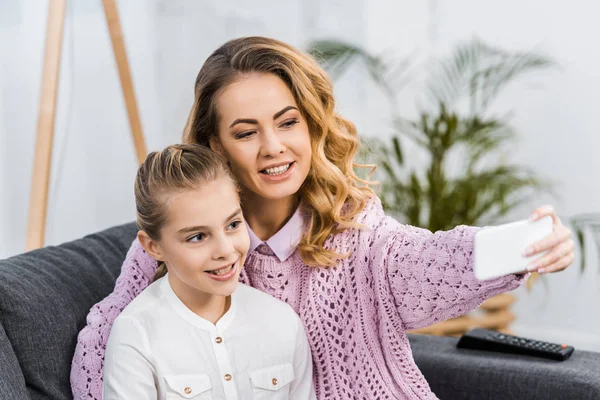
308, 37, 556, 335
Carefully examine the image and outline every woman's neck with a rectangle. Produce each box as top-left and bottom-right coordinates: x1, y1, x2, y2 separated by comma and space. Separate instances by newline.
241, 191, 299, 241
168, 274, 230, 325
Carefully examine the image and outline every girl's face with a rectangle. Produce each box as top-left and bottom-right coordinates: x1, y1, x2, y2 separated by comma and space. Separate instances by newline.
211, 73, 312, 202
147, 176, 249, 300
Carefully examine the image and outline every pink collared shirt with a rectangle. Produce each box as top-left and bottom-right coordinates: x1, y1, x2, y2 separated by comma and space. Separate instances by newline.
247, 205, 305, 261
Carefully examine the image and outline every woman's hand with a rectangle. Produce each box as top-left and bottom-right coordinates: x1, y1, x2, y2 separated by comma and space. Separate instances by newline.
523, 205, 574, 274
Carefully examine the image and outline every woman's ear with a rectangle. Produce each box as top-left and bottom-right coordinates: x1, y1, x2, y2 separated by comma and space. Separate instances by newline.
209, 137, 225, 157
137, 230, 163, 262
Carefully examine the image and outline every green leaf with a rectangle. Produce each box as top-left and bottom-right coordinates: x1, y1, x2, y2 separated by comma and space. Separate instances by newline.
425, 37, 555, 114
392, 137, 404, 166
570, 214, 600, 275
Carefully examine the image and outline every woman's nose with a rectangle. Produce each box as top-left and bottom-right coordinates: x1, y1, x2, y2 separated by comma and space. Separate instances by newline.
260, 129, 286, 158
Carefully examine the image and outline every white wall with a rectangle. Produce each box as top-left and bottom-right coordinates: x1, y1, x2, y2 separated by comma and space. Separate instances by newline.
1, 0, 599, 350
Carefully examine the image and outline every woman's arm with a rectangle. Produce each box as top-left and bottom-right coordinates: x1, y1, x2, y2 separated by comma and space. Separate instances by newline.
103, 316, 157, 400
70, 240, 157, 400
357, 198, 572, 332
372, 218, 527, 331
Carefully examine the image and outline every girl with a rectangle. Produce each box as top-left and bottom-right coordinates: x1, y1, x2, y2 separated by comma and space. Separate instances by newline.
102, 144, 315, 399
72, 36, 574, 400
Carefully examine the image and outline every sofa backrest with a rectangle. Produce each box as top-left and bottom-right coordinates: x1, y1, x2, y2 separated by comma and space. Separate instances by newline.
0, 222, 137, 399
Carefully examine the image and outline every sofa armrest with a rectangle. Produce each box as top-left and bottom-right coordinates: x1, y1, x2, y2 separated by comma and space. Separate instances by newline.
408, 333, 600, 400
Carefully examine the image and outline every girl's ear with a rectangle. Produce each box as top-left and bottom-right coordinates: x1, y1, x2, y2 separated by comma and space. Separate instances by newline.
137, 230, 164, 262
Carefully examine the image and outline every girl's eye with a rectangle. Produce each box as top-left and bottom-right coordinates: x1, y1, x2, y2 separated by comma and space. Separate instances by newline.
235, 130, 256, 140
281, 119, 299, 129
188, 233, 205, 243
227, 220, 242, 230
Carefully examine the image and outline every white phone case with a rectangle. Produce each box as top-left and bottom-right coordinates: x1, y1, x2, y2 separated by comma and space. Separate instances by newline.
474, 216, 553, 280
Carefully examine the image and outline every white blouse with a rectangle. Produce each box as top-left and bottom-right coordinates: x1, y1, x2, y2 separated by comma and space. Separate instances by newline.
103, 275, 316, 400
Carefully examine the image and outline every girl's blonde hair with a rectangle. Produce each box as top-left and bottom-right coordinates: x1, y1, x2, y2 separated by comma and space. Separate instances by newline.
182, 36, 375, 267
134, 144, 237, 281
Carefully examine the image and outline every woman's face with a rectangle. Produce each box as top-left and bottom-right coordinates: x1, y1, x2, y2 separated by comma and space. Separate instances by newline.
212, 73, 312, 202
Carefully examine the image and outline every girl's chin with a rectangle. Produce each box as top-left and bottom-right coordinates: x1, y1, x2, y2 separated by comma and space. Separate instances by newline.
208, 281, 239, 297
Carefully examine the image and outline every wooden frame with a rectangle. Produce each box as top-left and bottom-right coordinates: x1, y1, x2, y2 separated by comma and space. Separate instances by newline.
25, 0, 147, 251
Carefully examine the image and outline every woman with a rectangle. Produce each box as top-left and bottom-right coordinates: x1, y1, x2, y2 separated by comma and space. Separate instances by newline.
71, 36, 574, 400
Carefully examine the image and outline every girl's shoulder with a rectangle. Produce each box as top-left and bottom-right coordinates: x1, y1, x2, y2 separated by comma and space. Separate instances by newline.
235, 284, 303, 335
117, 278, 164, 321
236, 283, 297, 316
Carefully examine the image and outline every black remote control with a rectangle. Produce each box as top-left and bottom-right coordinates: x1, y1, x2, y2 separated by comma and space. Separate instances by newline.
457, 328, 575, 361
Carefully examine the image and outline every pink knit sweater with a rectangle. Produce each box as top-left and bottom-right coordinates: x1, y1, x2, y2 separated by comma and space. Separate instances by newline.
71, 198, 525, 399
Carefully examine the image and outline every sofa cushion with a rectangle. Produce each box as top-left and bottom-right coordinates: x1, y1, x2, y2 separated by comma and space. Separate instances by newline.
0, 222, 137, 400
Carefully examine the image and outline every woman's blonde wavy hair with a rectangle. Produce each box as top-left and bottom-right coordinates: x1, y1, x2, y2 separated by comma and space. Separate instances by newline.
183, 36, 375, 267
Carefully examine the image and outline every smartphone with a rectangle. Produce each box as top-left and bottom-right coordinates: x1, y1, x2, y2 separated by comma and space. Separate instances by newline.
474, 216, 553, 280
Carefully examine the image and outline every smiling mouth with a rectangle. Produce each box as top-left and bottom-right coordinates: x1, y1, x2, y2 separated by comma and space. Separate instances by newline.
205, 263, 236, 276
260, 162, 293, 176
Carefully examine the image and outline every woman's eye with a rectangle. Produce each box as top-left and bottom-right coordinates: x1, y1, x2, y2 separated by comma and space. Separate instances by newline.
227, 220, 242, 230
235, 131, 256, 139
281, 119, 299, 129
188, 233, 205, 243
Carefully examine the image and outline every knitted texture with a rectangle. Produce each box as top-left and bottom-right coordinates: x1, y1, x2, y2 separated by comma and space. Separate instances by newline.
71, 198, 525, 399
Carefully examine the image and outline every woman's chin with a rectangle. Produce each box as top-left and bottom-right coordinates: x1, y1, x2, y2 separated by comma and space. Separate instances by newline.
255, 182, 304, 201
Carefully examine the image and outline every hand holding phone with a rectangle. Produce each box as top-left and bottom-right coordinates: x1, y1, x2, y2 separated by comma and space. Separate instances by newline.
474, 216, 554, 280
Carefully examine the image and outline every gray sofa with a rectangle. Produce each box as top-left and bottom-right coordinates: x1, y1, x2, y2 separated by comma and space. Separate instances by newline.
1, 222, 599, 400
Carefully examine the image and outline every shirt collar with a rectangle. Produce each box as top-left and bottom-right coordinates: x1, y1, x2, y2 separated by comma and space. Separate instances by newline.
247, 204, 306, 262
161, 275, 237, 333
